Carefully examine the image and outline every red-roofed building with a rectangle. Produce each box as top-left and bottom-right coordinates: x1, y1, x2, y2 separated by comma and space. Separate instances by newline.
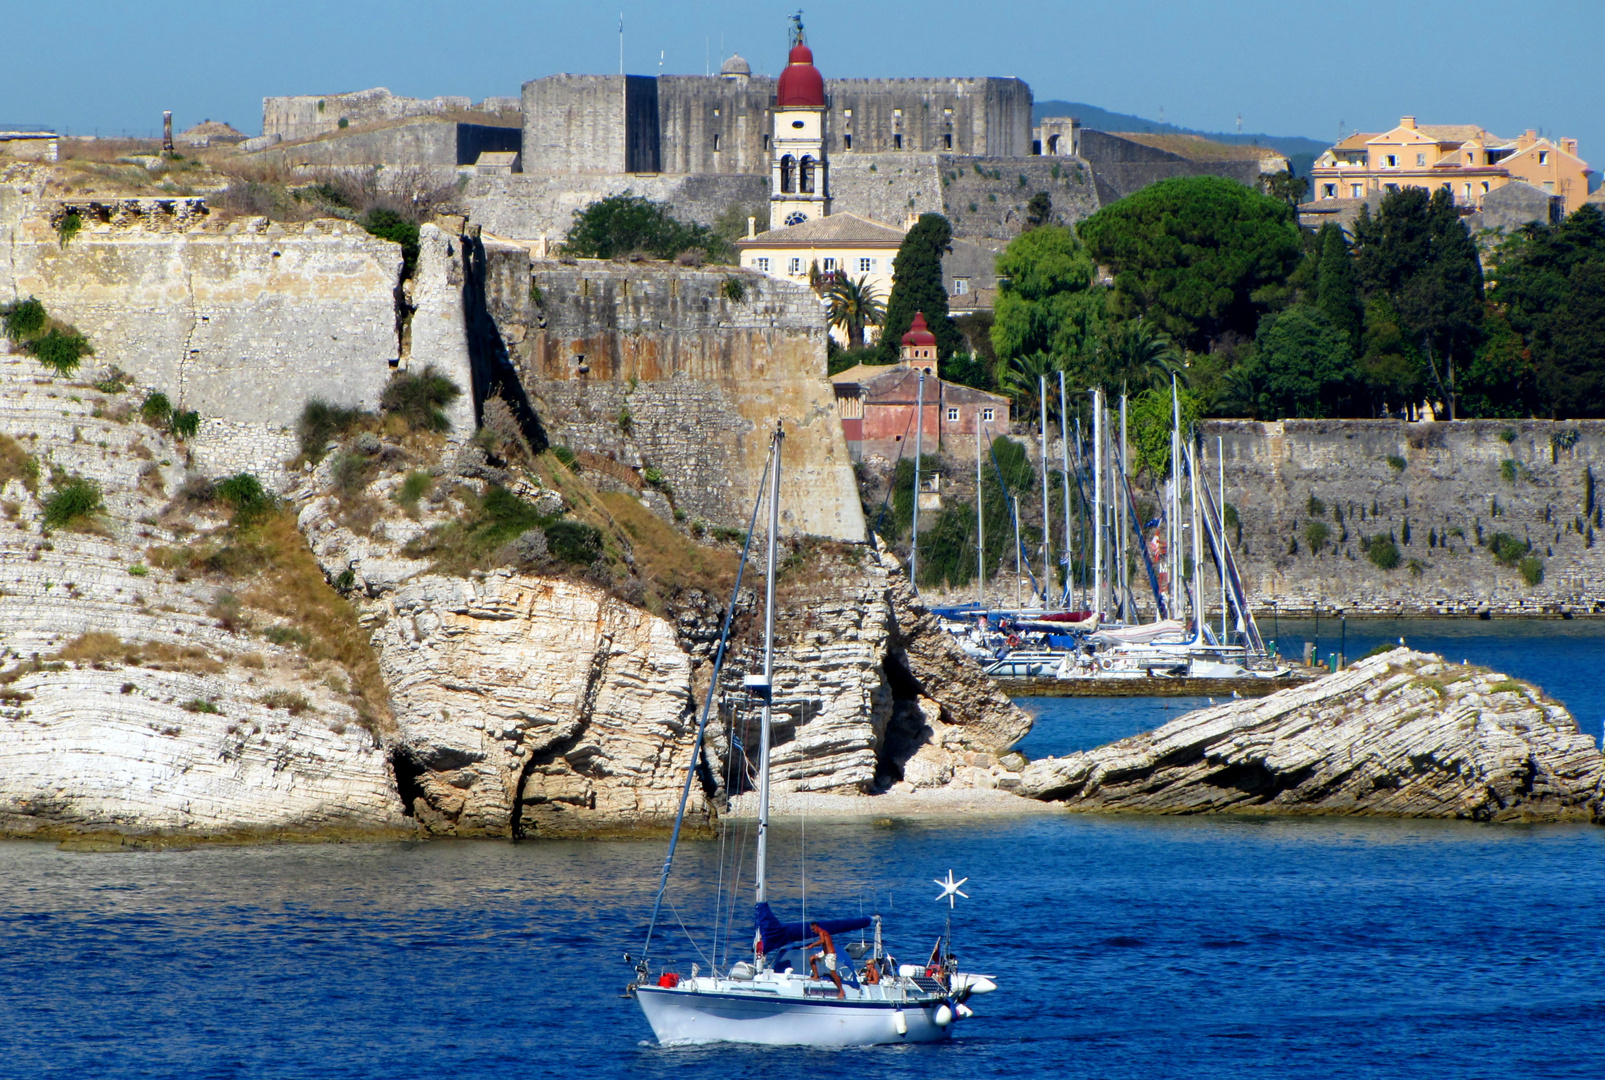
830, 312, 1009, 460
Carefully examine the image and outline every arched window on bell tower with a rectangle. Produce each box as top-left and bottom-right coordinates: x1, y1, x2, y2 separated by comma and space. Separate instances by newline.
799, 155, 815, 194
780, 155, 795, 193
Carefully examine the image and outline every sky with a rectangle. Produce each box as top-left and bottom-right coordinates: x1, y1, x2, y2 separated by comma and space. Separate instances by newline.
2, 0, 1601, 159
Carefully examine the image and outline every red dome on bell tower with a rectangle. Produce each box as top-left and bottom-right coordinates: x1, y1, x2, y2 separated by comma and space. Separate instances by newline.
776, 40, 825, 107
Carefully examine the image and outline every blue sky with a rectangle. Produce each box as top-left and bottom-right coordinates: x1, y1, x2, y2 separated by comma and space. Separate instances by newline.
2, 0, 1599, 161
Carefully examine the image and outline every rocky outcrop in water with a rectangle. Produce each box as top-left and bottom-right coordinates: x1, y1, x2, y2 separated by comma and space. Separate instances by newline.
1020, 648, 1604, 822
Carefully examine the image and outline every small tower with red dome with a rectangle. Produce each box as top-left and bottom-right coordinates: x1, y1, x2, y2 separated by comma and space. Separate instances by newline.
900, 312, 938, 373
769, 14, 830, 229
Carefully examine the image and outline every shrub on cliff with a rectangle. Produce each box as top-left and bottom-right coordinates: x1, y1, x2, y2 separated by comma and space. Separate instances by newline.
877, 214, 962, 364
563, 194, 732, 263
298, 400, 370, 462
361, 208, 420, 278
381, 366, 460, 433
42, 475, 103, 531
1, 297, 94, 376
215, 473, 272, 520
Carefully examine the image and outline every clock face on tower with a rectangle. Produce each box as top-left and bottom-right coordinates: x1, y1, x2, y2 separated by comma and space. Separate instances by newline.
785, 211, 808, 226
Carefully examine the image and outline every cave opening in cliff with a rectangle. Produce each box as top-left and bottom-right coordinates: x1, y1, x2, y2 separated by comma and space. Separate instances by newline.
389, 747, 428, 818
873, 648, 926, 790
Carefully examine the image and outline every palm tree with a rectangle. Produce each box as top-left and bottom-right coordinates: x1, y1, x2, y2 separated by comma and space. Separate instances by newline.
997, 349, 1059, 421
826, 274, 886, 349
1097, 319, 1186, 393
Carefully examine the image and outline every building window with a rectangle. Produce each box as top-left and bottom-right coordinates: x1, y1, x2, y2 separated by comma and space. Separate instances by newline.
799, 155, 815, 194
1539, 151, 1550, 165
1384, 155, 1398, 168
953, 277, 970, 295
756, 257, 770, 273
982, 407, 995, 423
893, 133, 902, 150
1462, 183, 1472, 201
947, 408, 959, 422
1416, 152, 1426, 167
780, 155, 795, 193
823, 257, 837, 272
1322, 183, 1336, 198
1385, 183, 1399, 192
843, 134, 851, 150
858, 257, 873, 273
1482, 181, 1491, 193
1544, 181, 1555, 193
713, 133, 720, 152
788, 257, 802, 274
763, 134, 770, 152
1351, 183, 1363, 197
944, 133, 952, 149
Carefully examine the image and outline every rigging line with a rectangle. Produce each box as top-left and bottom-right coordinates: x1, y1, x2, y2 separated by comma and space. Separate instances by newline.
870, 401, 919, 540
665, 894, 713, 967
641, 433, 775, 964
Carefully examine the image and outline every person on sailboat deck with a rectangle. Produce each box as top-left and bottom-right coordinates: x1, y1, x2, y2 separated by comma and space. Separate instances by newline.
862, 957, 881, 985
807, 923, 845, 999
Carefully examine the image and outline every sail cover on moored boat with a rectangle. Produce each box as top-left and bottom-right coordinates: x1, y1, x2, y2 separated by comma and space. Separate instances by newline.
754, 902, 872, 952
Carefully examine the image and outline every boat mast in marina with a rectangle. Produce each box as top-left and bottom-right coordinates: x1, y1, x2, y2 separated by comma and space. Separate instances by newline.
1058, 373, 1072, 611
910, 370, 925, 594
753, 423, 782, 906
1118, 392, 1130, 621
1039, 376, 1051, 608
975, 420, 985, 609
1092, 386, 1104, 618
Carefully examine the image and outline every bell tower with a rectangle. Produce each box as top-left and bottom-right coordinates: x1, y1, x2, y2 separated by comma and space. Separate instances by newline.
770, 15, 829, 229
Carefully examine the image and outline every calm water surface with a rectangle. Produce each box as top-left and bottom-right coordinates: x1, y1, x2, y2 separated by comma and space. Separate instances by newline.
4, 619, 1604, 1079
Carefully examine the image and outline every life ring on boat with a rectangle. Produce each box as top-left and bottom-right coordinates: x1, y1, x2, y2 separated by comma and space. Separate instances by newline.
1099, 657, 1115, 671
1006, 634, 1021, 649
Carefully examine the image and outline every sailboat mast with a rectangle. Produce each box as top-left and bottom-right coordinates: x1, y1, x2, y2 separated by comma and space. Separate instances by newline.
1091, 387, 1103, 618
1219, 435, 1227, 644
911, 371, 925, 593
975, 419, 985, 609
1169, 377, 1181, 620
1039, 376, 1050, 609
754, 423, 783, 906
1119, 392, 1129, 621
1189, 439, 1204, 646
1058, 373, 1071, 611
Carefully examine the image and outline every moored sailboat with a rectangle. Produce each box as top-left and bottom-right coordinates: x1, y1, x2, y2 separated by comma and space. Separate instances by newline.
628, 423, 998, 1047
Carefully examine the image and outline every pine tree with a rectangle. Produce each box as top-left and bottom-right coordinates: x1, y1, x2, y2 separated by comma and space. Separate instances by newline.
1315, 223, 1363, 352
876, 213, 961, 363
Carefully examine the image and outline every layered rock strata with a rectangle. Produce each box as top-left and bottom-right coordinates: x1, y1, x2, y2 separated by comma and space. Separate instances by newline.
1020, 648, 1604, 822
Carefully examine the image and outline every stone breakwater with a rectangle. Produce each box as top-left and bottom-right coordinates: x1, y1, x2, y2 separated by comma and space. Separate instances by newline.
1020, 648, 1604, 822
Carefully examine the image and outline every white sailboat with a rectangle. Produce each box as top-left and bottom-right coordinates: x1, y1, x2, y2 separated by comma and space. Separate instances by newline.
629, 423, 998, 1047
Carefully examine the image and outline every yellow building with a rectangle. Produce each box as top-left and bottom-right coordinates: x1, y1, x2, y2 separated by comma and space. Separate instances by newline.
1310, 116, 1591, 214
736, 213, 905, 343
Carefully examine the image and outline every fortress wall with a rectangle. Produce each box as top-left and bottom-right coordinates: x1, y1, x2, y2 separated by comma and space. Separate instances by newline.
0, 184, 401, 485
479, 251, 864, 540
263, 88, 481, 142
522, 75, 661, 175
657, 76, 775, 176
1203, 419, 1605, 616
244, 120, 519, 170
826, 78, 1031, 157
828, 154, 1101, 243
463, 172, 766, 244
1090, 160, 1266, 202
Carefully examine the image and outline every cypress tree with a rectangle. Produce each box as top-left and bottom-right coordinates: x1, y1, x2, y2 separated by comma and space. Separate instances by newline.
1315, 223, 1363, 352
876, 213, 961, 363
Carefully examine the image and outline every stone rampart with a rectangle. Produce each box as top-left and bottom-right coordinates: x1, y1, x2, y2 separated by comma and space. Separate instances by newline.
463, 171, 765, 243
245, 119, 520, 170
0, 181, 402, 488
477, 248, 864, 540
1203, 419, 1605, 616
263, 87, 517, 142
828, 154, 1100, 242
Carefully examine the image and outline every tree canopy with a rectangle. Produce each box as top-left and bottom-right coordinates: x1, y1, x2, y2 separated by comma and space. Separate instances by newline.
563, 193, 731, 262
1078, 176, 1303, 352
876, 213, 962, 363
990, 224, 1103, 371
1235, 305, 1360, 419
1490, 204, 1605, 417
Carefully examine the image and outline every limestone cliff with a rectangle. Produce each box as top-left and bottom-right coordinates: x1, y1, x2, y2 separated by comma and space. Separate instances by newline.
1020, 648, 1604, 822
0, 352, 407, 839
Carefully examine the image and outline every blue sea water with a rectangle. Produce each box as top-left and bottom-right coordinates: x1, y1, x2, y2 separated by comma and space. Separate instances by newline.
3, 619, 1604, 1079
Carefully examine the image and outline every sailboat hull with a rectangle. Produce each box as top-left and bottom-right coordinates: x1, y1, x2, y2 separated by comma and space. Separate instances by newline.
635, 986, 952, 1046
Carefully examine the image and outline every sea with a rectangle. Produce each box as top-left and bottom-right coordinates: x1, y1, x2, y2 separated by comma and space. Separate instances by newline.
3, 619, 1604, 1079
